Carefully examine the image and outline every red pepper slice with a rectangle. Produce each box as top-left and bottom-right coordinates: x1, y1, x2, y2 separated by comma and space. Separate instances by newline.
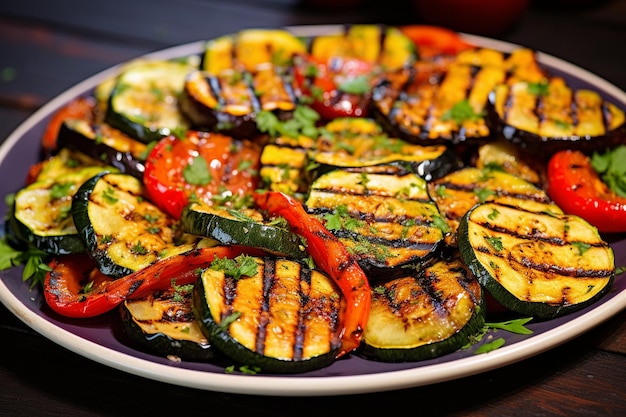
143, 131, 261, 219
253, 191, 371, 357
399, 25, 473, 58
43, 246, 260, 318
546, 149, 626, 234
293, 55, 376, 120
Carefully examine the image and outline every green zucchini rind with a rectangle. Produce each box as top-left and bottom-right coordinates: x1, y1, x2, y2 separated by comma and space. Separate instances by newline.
71, 172, 205, 277
12, 165, 112, 255
193, 256, 343, 373
458, 201, 615, 320
305, 169, 446, 279
104, 59, 192, 143
120, 287, 217, 362
180, 203, 307, 260
360, 256, 485, 362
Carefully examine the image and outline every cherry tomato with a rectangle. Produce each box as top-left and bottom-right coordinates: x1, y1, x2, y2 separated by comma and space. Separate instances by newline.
143, 131, 261, 219
546, 149, 626, 234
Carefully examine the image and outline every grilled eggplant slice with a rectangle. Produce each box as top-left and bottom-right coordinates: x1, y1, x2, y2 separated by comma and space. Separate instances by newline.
120, 285, 217, 362
458, 201, 615, 319
487, 76, 626, 155
428, 166, 563, 246
179, 67, 297, 138
57, 119, 148, 178
372, 47, 548, 146
104, 59, 192, 143
193, 256, 344, 373
180, 202, 307, 260
71, 172, 206, 277
305, 169, 446, 278
361, 256, 484, 362
310, 117, 460, 181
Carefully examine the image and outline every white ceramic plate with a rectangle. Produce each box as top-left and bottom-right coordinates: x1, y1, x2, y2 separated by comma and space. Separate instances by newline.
0, 26, 625, 396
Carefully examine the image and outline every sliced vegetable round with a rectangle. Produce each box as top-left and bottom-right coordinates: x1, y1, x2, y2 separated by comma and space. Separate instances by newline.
487, 77, 626, 155
104, 59, 192, 143
193, 255, 343, 373
181, 203, 307, 260
71, 172, 203, 277
361, 256, 484, 362
12, 166, 111, 255
458, 201, 615, 319
120, 286, 217, 361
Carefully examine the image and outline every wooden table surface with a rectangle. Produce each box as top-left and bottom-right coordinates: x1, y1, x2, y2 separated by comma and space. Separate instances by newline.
1, 0, 625, 415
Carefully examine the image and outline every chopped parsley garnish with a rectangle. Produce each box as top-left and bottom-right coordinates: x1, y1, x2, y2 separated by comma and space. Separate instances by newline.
210, 254, 258, 280
441, 99, 485, 124
591, 144, 626, 198
183, 156, 212, 186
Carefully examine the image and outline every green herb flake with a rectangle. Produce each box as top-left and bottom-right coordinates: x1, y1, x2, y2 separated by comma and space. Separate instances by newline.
183, 156, 212, 186
441, 99, 485, 125
337, 75, 371, 95
527, 81, 550, 96
219, 311, 242, 329
591, 145, 626, 198
486, 317, 534, 335
210, 254, 258, 280
486, 236, 504, 251
572, 241, 591, 256
475, 337, 506, 354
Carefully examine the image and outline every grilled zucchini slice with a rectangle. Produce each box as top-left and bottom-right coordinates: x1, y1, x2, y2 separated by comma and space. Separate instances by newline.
458, 201, 615, 319
120, 285, 216, 361
305, 169, 446, 278
193, 256, 344, 373
259, 134, 316, 197
310, 118, 460, 181
71, 172, 206, 277
104, 59, 192, 143
180, 203, 307, 260
428, 166, 563, 246
487, 76, 626, 155
12, 165, 112, 255
361, 256, 484, 362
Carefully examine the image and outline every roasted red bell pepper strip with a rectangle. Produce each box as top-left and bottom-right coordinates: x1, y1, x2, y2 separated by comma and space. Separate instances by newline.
143, 131, 261, 219
41, 96, 96, 156
399, 25, 473, 58
546, 149, 626, 234
253, 190, 371, 357
43, 246, 261, 318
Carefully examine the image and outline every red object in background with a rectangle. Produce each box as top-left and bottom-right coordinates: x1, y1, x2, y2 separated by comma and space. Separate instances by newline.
412, 0, 530, 36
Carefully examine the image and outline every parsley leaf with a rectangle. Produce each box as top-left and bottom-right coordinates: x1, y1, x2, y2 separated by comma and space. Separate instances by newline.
337, 75, 371, 95
591, 145, 626, 198
210, 254, 258, 280
183, 156, 212, 186
441, 99, 485, 124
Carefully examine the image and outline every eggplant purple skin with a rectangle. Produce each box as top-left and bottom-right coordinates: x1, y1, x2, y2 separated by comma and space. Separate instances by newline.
56, 122, 145, 179
485, 91, 626, 158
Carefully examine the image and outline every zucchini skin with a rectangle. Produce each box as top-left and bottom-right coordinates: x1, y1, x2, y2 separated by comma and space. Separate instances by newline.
120, 288, 217, 362
361, 256, 484, 362
458, 201, 615, 320
180, 204, 307, 260
193, 256, 343, 373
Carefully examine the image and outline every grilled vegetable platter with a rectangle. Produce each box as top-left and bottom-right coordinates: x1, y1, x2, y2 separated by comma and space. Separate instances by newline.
0, 24, 625, 392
